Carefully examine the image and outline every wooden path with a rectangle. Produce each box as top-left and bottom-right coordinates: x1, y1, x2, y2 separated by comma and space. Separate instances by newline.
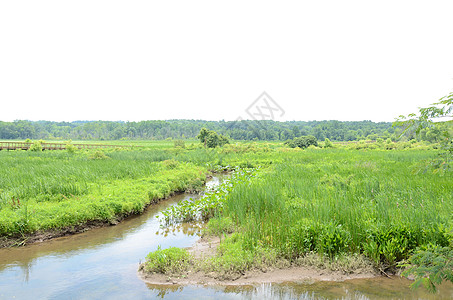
0, 141, 126, 151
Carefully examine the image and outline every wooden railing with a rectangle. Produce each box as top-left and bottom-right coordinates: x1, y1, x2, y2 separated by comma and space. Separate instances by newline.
0, 142, 127, 151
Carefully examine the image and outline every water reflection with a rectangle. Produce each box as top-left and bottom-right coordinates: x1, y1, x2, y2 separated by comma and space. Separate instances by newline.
144, 279, 453, 300
156, 222, 205, 237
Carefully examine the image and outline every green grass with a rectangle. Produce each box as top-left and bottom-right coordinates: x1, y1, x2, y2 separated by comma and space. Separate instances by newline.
0, 149, 207, 236
141, 246, 192, 275
152, 146, 452, 277
219, 149, 452, 271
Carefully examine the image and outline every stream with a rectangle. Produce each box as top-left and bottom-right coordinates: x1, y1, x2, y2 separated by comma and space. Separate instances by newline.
0, 176, 451, 299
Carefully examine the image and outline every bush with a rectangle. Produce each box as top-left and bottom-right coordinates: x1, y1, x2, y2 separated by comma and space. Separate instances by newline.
88, 150, 110, 160
174, 139, 185, 148
402, 245, 453, 292
162, 159, 179, 169
28, 140, 43, 152
65, 140, 77, 153
324, 138, 334, 148
197, 128, 229, 148
285, 135, 318, 149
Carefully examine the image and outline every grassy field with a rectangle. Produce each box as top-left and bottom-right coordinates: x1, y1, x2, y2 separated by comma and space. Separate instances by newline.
1, 138, 451, 285
0, 140, 281, 239
218, 150, 451, 270
144, 143, 452, 282
0, 147, 207, 238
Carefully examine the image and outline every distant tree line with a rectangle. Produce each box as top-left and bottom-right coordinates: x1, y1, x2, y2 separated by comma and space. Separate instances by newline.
0, 119, 447, 142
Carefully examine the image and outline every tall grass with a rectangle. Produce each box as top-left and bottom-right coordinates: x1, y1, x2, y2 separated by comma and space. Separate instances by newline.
0, 149, 207, 236
220, 149, 452, 270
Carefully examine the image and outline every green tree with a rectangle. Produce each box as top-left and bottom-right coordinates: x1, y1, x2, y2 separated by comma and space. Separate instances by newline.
292, 135, 318, 149
197, 127, 210, 147
205, 131, 219, 148
197, 128, 229, 148
395, 92, 452, 135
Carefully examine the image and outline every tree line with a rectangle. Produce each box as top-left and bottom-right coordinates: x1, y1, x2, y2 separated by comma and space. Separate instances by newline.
0, 119, 447, 142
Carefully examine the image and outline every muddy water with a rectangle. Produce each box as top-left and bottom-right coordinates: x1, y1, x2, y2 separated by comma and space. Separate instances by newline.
0, 176, 452, 299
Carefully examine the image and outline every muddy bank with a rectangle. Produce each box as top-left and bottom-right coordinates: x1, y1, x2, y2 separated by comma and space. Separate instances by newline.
138, 236, 380, 286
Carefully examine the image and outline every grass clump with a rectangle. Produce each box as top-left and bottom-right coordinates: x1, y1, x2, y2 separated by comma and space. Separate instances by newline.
142, 246, 192, 275
202, 233, 280, 279
204, 216, 235, 236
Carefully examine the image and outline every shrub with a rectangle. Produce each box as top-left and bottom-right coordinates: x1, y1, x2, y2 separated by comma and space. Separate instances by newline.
324, 138, 334, 148
197, 128, 229, 148
65, 140, 77, 153
88, 150, 110, 160
174, 139, 185, 148
28, 140, 42, 152
162, 159, 179, 169
285, 135, 318, 149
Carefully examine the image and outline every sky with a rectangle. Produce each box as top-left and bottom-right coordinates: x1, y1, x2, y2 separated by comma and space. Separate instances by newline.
1, 0, 452, 123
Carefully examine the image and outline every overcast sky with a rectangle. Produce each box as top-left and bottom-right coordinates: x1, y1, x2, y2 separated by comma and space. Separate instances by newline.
1, 1, 452, 123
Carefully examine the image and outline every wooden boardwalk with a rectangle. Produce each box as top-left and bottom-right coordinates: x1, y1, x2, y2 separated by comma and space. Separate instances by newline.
0, 141, 126, 151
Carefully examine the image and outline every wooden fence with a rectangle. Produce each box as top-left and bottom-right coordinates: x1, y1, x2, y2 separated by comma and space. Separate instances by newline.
0, 141, 126, 151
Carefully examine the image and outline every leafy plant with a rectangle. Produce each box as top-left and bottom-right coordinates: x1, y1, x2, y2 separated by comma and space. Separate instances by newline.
197, 128, 229, 148
28, 140, 43, 152
402, 244, 453, 292
173, 139, 185, 148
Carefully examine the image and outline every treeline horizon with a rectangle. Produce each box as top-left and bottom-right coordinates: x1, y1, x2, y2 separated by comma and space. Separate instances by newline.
0, 119, 403, 141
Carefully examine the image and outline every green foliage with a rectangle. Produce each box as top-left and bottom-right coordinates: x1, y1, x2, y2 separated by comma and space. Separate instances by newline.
394, 91, 452, 172
88, 150, 110, 160
204, 216, 235, 236
285, 135, 318, 149
395, 91, 452, 136
0, 119, 395, 141
160, 169, 255, 224
173, 139, 185, 148
197, 128, 229, 148
143, 246, 192, 274
324, 138, 333, 148
402, 244, 453, 292
162, 159, 179, 169
65, 140, 77, 153
28, 140, 43, 152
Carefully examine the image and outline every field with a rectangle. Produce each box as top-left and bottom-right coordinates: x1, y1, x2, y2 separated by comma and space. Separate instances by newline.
1, 139, 451, 288
199, 149, 452, 275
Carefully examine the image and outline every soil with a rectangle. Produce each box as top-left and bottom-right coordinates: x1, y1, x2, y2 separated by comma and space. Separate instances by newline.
138, 236, 380, 286
0, 219, 119, 248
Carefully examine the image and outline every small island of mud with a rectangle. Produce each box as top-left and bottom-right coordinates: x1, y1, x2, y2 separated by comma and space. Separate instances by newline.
138, 236, 379, 286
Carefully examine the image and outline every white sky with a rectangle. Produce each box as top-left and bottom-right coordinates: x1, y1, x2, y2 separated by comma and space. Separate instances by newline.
1, 1, 452, 123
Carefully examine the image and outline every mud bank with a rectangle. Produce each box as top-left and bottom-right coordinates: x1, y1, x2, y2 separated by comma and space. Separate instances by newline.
139, 236, 380, 286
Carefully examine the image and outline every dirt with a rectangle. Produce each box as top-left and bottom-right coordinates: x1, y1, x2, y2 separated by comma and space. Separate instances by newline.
138, 236, 380, 286
0, 219, 116, 248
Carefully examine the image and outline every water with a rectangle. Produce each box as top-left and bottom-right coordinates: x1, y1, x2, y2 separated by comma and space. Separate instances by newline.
0, 176, 451, 299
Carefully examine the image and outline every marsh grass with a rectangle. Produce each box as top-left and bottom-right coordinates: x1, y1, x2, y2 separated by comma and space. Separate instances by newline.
220, 149, 452, 272
141, 246, 192, 275
0, 149, 207, 236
